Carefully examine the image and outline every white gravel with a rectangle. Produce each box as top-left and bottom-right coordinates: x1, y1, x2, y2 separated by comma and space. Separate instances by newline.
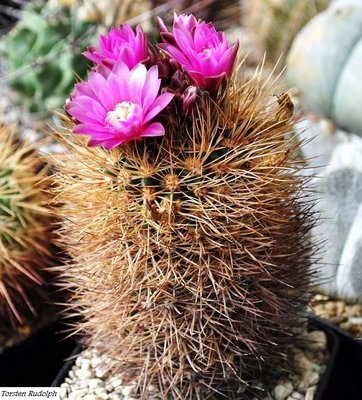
59, 329, 328, 400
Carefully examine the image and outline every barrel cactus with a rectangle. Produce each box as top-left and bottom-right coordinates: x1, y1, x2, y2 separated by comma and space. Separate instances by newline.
245, 0, 330, 69
297, 117, 362, 303
0, 2, 95, 114
0, 125, 55, 338
287, 0, 362, 135
52, 15, 315, 399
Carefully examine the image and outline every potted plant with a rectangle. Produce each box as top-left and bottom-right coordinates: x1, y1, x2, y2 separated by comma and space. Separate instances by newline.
46, 13, 362, 399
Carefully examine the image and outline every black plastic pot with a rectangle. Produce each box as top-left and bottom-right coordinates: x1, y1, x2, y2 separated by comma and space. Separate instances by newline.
51, 342, 83, 387
311, 316, 362, 400
0, 320, 78, 386
7, 316, 360, 399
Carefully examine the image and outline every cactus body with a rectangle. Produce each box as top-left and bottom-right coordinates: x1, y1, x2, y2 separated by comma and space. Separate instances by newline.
0, 3, 94, 114
0, 126, 55, 336
53, 72, 315, 398
287, 1, 362, 135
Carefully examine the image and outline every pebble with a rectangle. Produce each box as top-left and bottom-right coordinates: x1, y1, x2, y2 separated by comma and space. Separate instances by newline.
109, 377, 122, 388
94, 388, 108, 399
287, 392, 304, 400
96, 369, 108, 379
81, 359, 91, 370
293, 351, 314, 372
75, 368, 94, 379
68, 389, 89, 400
59, 387, 67, 398
348, 317, 362, 325
121, 386, 136, 396
88, 379, 105, 389
304, 331, 327, 351
91, 357, 102, 368
108, 394, 121, 400
83, 396, 100, 400
273, 382, 294, 400
305, 386, 317, 400
297, 371, 319, 393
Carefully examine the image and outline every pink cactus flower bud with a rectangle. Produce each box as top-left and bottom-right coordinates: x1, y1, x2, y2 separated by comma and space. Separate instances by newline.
83, 25, 148, 69
181, 85, 198, 112
158, 14, 239, 92
66, 62, 174, 150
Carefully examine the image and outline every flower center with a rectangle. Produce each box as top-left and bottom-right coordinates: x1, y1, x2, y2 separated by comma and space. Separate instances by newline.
106, 101, 136, 127
203, 47, 211, 55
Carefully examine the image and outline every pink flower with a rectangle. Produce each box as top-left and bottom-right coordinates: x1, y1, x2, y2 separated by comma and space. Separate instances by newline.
83, 25, 148, 69
66, 63, 174, 149
158, 14, 239, 92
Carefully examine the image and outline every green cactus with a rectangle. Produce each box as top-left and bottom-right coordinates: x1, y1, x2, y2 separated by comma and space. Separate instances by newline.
0, 125, 56, 339
0, 2, 95, 114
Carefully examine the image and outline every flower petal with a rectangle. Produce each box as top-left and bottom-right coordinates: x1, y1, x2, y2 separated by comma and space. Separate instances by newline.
129, 64, 147, 102
142, 66, 161, 111
143, 92, 174, 123
140, 122, 165, 137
